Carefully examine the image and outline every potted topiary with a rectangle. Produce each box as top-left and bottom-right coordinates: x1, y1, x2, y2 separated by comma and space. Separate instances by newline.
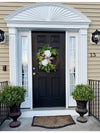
0, 85, 26, 128
72, 84, 95, 123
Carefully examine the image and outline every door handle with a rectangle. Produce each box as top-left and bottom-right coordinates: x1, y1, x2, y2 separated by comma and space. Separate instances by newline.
33, 72, 36, 75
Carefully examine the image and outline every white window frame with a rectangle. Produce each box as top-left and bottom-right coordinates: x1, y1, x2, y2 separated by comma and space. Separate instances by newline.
17, 31, 32, 108
67, 32, 78, 107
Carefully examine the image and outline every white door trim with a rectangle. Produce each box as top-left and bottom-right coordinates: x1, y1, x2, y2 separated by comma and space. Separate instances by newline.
65, 31, 68, 108
7, 2, 90, 109
8, 27, 89, 109
10, 28, 88, 109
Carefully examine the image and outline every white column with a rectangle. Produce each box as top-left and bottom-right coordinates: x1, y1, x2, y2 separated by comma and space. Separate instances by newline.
9, 28, 18, 85
79, 29, 88, 84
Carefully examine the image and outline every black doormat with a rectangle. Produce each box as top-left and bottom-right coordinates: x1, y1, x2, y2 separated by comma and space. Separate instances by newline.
32, 115, 75, 129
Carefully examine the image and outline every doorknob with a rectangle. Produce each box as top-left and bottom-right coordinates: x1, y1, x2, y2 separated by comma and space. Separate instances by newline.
33, 72, 36, 75
33, 67, 36, 70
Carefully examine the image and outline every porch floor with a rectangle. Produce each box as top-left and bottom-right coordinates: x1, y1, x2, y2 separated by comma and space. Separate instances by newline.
0, 116, 100, 131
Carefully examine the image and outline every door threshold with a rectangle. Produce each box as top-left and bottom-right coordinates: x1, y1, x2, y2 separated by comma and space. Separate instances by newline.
21, 107, 75, 111
21, 107, 79, 118
32, 107, 67, 111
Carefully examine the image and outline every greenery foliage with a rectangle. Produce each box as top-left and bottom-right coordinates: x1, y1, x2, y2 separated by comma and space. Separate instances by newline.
37, 45, 58, 73
0, 86, 26, 107
39, 63, 56, 73
72, 84, 95, 101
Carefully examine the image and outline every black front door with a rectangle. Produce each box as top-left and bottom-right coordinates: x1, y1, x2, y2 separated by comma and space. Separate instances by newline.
32, 31, 65, 108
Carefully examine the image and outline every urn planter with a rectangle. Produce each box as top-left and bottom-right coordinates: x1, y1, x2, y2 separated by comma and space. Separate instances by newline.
76, 100, 88, 123
72, 84, 95, 123
9, 104, 21, 128
0, 86, 26, 128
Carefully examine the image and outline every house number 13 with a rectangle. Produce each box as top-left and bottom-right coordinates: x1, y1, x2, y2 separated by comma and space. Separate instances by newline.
90, 53, 96, 57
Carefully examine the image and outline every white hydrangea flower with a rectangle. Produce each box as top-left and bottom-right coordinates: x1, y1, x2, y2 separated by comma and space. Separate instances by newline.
44, 50, 51, 58
41, 59, 48, 66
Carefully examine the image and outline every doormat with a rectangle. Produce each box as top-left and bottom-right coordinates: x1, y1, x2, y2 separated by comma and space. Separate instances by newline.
32, 115, 75, 129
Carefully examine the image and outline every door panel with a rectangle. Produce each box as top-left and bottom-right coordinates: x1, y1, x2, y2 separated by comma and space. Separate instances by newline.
32, 31, 65, 108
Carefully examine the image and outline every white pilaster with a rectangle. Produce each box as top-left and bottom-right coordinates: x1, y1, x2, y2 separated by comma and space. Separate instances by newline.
79, 29, 88, 84
9, 28, 18, 85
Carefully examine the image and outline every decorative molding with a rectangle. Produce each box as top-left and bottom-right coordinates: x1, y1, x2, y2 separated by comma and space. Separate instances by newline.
6, 23, 90, 29
79, 29, 88, 35
9, 28, 18, 85
79, 29, 88, 84
5, 2, 91, 27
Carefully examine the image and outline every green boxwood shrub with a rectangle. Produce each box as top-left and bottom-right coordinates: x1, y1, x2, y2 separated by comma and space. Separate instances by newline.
72, 84, 95, 101
0, 86, 26, 107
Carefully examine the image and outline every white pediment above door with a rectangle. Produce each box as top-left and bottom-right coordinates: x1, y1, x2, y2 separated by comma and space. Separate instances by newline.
5, 2, 91, 26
